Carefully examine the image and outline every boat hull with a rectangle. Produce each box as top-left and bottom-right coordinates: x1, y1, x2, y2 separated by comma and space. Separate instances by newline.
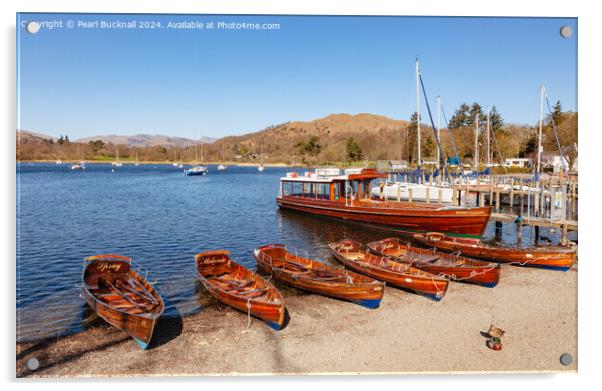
407, 259, 499, 287
367, 238, 500, 287
82, 291, 159, 348
82, 257, 164, 350
413, 233, 577, 271
253, 246, 384, 308
196, 250, 286, 329
328, 244, 449, 301
201, 282, 285, 328
277, 196, 491, 238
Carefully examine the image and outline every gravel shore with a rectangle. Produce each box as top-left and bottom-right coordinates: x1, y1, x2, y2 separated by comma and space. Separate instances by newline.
17, 263, 577, 377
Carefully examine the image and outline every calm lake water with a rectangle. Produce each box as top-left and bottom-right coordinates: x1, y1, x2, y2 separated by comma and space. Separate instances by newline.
16, 163, 576, 342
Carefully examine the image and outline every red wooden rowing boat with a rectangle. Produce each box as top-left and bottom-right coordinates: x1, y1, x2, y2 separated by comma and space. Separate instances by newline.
413, 232, 577, 271
195, 250, 286, 329
253, 244, 385, 308
328, 239, 449, 301
82, 254, 164, 350
366, 238, 501, 287
277, 168, 491, 238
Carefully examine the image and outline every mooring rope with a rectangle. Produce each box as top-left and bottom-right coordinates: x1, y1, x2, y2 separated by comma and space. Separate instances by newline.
246, 298, 252, 328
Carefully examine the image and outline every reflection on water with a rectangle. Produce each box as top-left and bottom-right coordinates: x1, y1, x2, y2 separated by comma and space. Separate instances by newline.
16, 163, 576, 342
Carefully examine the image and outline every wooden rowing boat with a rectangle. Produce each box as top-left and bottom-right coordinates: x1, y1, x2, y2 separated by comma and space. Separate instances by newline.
277, 168, 491, 238
413, 232, 577, 271
367, 237, 500, 287
195, 250, 286, 329
253, 244, 385, 308
82, 254, 164, 350
328, 239, 449, 301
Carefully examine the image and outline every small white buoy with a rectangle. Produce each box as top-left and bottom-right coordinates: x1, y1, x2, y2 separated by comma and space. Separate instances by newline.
111, 169, 115, 173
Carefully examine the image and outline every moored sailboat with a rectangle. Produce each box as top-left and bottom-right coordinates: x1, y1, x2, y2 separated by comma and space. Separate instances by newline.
112, 146, 122, 167
258, 141, 265, 172
184, 143, 208, 176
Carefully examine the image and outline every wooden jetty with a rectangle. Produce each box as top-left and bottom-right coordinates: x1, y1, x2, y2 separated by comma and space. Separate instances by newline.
450, 176, 577, 244
379, 171, 578, 244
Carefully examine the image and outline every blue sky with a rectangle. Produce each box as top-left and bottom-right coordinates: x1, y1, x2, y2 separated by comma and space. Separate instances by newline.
17, 13, 577, 140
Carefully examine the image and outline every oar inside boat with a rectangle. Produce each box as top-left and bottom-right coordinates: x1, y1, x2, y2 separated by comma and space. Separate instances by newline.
254, 244, 385, 308
82, 254, 164, 350
195, 250, 286, 329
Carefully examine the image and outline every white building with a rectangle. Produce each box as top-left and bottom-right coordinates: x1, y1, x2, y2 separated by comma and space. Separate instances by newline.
504, 158, 532, 168
542, 154, 570, 173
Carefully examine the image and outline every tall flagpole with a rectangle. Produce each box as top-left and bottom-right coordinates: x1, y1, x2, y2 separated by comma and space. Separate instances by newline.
474, 113, 479, 171
537, 85, 545, 178
436, 95, 441, 169
486, 106, 491, 167
416, 59, 421, 168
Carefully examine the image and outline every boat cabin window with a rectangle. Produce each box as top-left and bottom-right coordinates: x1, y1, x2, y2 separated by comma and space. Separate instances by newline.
282, 180, 331, 200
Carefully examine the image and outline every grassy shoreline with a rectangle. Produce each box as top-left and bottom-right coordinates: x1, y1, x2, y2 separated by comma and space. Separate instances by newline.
17, 160, 293, 168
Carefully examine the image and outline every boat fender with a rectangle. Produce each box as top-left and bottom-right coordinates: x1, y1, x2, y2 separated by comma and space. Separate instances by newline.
514, 216, 524, 223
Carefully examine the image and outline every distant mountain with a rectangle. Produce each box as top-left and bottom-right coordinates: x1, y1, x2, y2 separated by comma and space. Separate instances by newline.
205, 113, 411, 164
17, 129, 58, 142
74, 134, 216, 147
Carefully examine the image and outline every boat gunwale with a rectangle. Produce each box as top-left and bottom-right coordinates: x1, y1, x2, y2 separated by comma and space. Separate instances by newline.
328, 241, 448, 282
254, 246, 382, 289
367, 237, 499, 270
82, 259, 165, 321
195, 251, 284, 306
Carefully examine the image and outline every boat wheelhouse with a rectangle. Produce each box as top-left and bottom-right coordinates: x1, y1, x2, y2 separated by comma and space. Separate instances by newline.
277, 168, 491, 238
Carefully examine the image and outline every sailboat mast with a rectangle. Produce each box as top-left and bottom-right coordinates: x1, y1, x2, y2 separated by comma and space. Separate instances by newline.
474, 113, 479, 171
416, 59, 421, 167
486, 107, 491, 167
537, 85, 545, 176
436, 95, 441, 169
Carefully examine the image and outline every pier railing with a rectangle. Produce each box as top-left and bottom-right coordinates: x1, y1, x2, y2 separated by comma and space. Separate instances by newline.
379, 171, 578, 244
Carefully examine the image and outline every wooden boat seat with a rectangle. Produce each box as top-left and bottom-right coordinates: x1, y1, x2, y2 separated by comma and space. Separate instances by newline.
237, 288, 269, 296
280, 260, 309, 272
212, 278, 255, 291
86, 278, 100, 290
310, 274, 347, 281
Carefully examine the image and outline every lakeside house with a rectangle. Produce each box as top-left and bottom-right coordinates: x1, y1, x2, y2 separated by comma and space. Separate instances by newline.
504, 158, 532, 168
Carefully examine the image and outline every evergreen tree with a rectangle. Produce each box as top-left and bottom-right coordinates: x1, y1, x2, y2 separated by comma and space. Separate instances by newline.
448, 103, 471, 129
551, 100, 563, 124
57, 135, 64, 145
407, 112, 419, 163
346, 137, 362, 161
467, 103, 486, 126
489, 106, 505, 133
